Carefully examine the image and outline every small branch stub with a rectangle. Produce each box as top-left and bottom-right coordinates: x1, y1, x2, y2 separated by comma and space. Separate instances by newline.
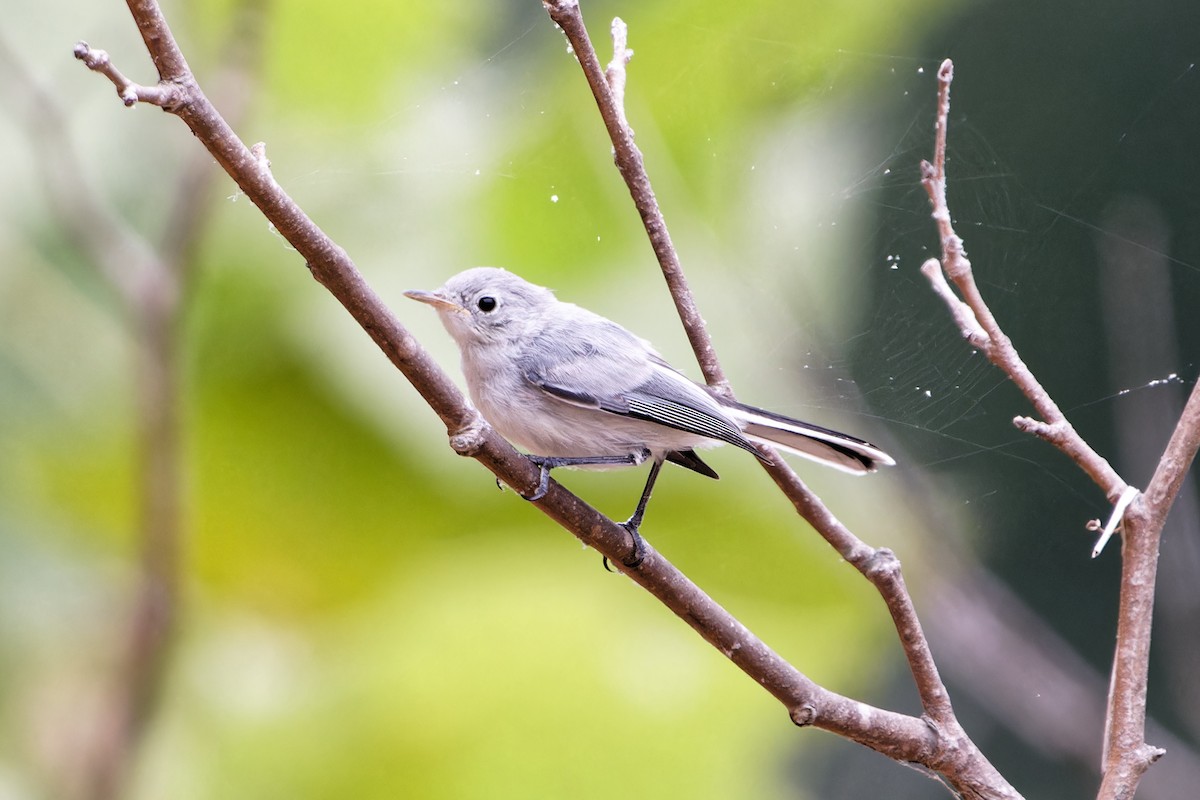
1012, 415, 1059, 443
448, 416, 490, 457
862, 547, 901, 581
790, 704, 817, 727
73, 41, 185, 109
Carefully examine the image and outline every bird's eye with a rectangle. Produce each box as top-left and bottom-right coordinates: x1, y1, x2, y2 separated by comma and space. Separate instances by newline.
477, 296, 497, 312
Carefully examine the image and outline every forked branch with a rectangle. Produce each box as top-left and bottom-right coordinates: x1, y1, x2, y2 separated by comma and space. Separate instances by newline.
919, 59, 1128, 505
919, 57, 1200, 800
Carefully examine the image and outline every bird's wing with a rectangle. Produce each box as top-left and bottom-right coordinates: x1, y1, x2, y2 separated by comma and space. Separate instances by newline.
528, 368, 759, 456
620, 369, 758, 454
516, 314, 649, 413
520, 316, 760, 458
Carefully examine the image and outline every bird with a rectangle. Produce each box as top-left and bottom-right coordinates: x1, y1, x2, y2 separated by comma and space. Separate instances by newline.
405, 267, 893, 565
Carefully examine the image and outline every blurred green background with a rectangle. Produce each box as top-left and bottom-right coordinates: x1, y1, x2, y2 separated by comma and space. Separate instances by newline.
3, 0, 1200, 798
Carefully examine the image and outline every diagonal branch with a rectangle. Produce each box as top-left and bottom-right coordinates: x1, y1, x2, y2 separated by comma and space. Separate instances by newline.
542, 0, 728, 393
544, 0, 949, 741
539, 5, 1015, 798
1141, 378, 1200, 512
77, 3, 1022, 797
70, 1, 965, 781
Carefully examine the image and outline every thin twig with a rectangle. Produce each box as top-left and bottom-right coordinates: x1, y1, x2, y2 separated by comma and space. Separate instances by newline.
542, 0, 729, 394
72, 41, 185, 108
919, 59, 1128, 504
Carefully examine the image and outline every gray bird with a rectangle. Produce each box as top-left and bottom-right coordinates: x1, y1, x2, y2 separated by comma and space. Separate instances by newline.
406, 268, 893, 563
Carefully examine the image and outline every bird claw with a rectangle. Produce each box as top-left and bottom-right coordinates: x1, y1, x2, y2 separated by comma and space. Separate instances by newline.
615, 520, 647, 568
521, 461, 553, 501
516, 452, 649, 570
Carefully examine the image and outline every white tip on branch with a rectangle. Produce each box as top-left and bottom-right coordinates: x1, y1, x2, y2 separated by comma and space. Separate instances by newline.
1092, 485, 1139, 558
605, 17, 633, 132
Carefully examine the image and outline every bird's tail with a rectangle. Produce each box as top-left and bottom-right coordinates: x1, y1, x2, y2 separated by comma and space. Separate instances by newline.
725, 401, 895, 476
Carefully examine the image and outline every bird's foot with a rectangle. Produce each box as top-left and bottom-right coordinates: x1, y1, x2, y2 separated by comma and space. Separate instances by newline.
601, 519, 646, 571
521, 458, 554, 502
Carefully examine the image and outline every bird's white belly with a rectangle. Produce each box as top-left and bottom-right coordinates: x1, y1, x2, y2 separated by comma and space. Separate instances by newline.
471, 373, 711, 464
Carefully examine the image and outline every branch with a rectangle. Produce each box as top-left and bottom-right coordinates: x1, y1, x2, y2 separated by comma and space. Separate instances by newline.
72, 41, 185, 108
917, 57, 1200, 798
7, 4, 266, 796
2, 35, 180, 800
919, 59, 1129, 504
542, 0, 729, 393
1098, 378, 1200, 798
72, 1, 987, 786
540, 5, 1016, 798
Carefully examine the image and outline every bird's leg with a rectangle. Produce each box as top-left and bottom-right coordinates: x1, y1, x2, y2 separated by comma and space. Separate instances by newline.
522, 449, 651, 501
614, 458, 664, 568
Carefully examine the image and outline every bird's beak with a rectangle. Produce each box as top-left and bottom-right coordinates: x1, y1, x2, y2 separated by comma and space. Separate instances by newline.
403, 289, 466, 315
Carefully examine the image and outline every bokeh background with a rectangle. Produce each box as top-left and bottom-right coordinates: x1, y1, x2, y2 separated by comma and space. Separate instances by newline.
3, 0, 1199, 797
